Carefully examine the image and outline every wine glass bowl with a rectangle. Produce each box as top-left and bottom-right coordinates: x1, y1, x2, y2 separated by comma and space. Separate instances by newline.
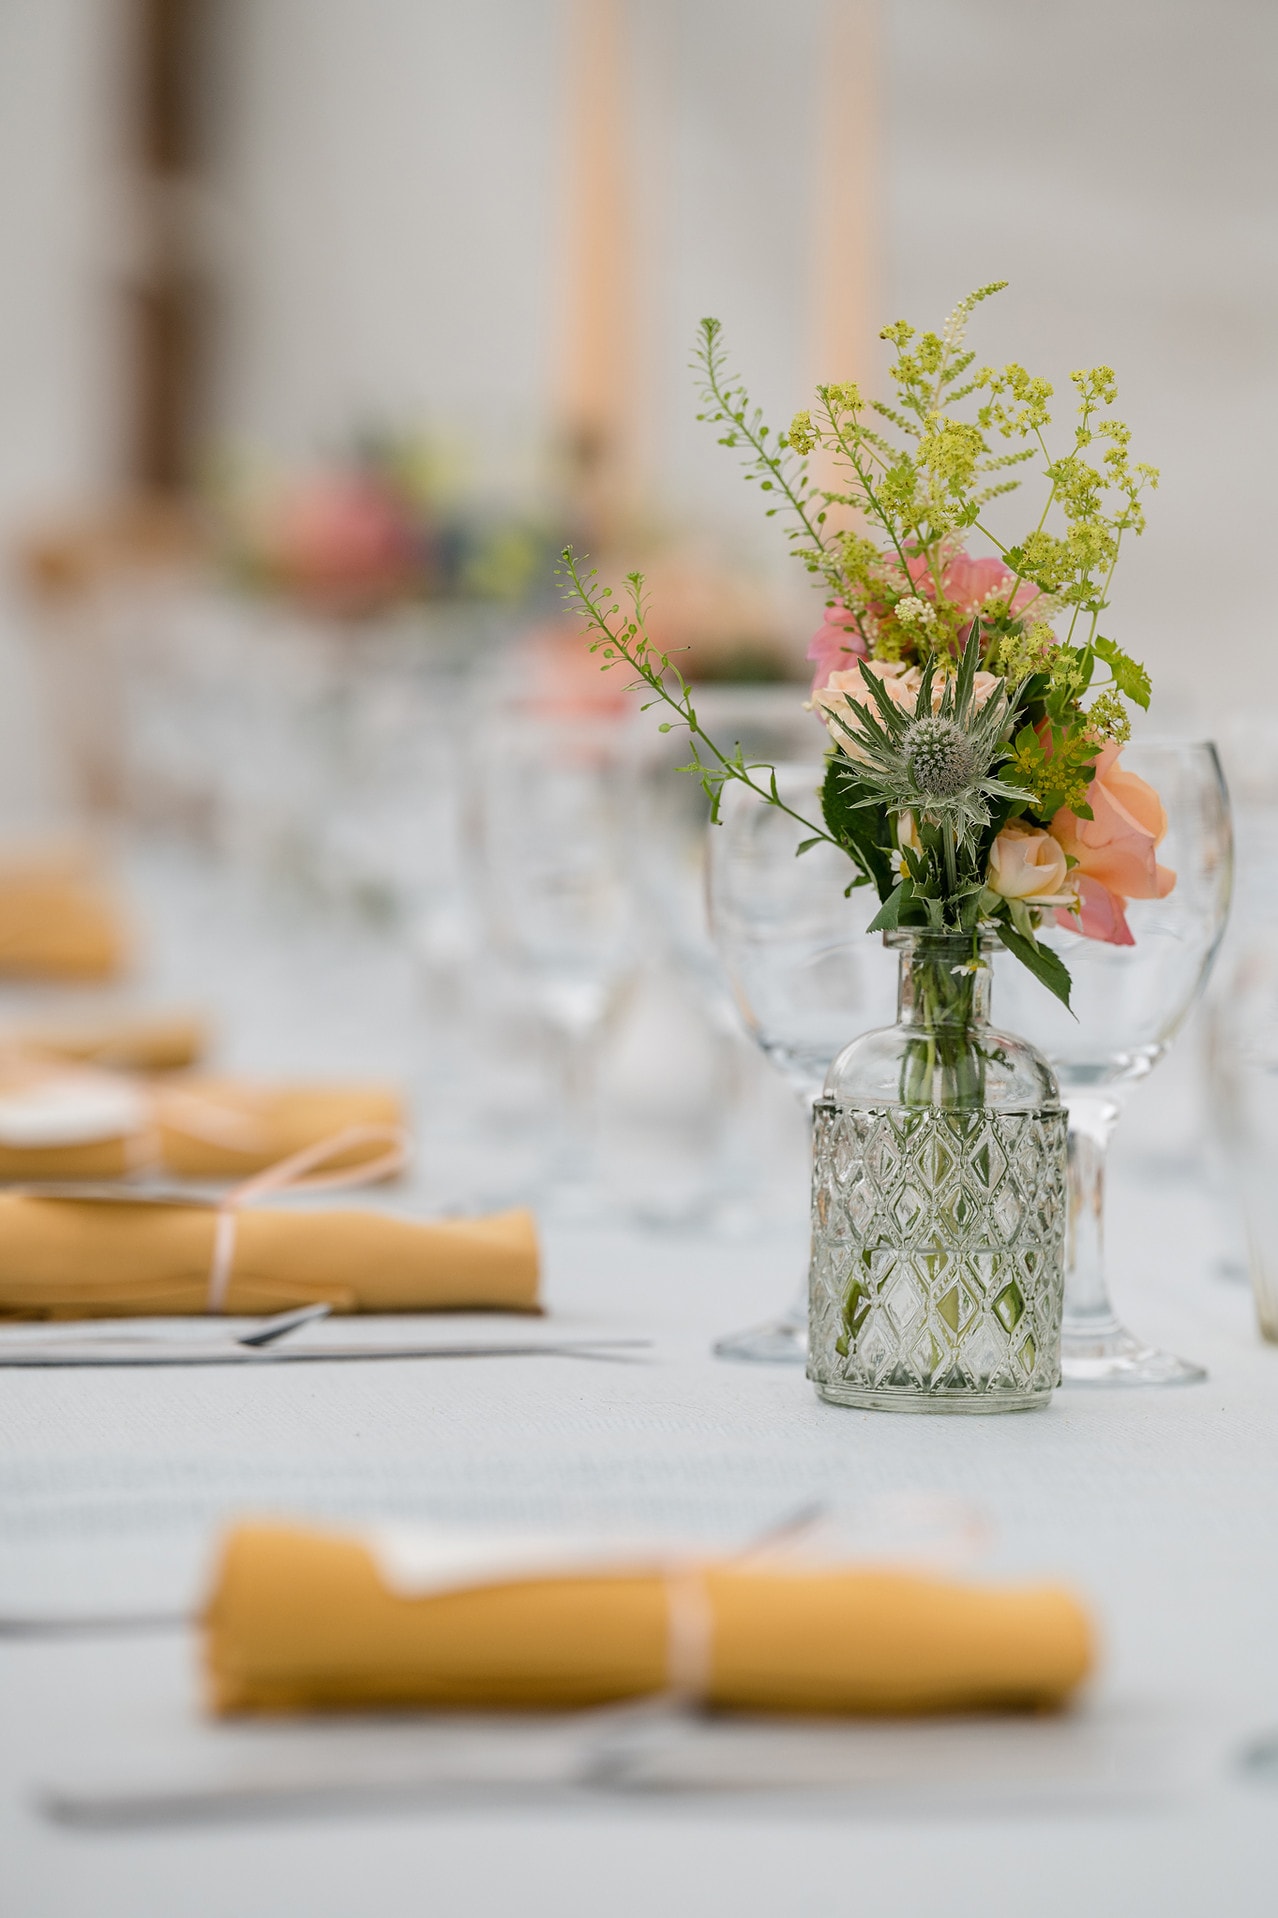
475, 708, 633, 1212
993, 740, 1232, 1385
706, 765, 898, 1362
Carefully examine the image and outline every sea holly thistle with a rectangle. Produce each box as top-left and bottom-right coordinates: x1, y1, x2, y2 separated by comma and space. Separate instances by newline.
825, 639, 1028, 901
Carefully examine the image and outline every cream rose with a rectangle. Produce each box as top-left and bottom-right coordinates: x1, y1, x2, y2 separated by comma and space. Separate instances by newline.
986, 823, 1073, 903
814, 661, 1000, 759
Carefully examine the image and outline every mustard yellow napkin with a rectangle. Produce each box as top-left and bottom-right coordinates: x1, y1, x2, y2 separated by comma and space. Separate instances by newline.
7, 1010, 207, 1073
0, 857, 128, 980
0, 1196, 539, 1319
0, 1077, 405, 1183
204, 1523, 1093, 1718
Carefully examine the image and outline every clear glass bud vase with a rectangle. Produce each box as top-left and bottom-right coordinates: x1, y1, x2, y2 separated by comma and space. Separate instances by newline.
808, 929, 1068, 1413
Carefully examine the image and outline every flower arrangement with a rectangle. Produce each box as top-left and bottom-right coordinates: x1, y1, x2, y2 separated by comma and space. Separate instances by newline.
563, 283, 1173, 1008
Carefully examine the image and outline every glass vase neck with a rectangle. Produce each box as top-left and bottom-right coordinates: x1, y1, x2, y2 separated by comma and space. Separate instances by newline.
886, 929, 995, 1031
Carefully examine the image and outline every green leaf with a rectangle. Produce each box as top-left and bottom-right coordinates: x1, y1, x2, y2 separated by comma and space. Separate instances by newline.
867, 880, 911, 932
795, 836, 824, 856
820, 759, 895, 900
902, 843, 928, 884
996, 922, 1074, 1012
1094, 636, 1151, 710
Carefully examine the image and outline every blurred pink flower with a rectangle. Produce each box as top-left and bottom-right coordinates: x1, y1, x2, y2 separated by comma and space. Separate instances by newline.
266, 475, 418, 614
520, 618, 631, 719
807, 603, 868, 694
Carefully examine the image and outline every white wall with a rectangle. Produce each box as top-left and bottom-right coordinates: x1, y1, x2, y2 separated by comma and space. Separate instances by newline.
0, 0, 123, 521
207, 0, 827, 516
0, 0, 125, 822
0, 0, 1273, 737
204, 0, 1277, 722
886, 0, 1278, 730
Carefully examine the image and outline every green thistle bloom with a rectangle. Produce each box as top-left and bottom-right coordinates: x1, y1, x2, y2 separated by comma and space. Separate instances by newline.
905, 715, 980, 797
827, 637, 1026, 861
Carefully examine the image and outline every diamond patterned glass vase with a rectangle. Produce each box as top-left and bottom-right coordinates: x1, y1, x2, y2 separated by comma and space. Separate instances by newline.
808, 929, 1068, 1413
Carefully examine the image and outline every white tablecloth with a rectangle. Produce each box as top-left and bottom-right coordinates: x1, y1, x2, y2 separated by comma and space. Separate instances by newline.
2, 848, 1276, 1917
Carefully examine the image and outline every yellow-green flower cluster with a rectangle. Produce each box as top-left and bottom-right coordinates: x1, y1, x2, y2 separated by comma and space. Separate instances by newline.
916, 416, 986, 517
822, 381, 863, 416
977, 361, 1054, 437
995, 621, 1056, 683
786, 410, 818, 456
1007, 726, 1097, 818
1085, 689, 1132, 745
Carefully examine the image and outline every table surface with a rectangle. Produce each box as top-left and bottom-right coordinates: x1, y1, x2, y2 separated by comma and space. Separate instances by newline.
2, 847, 1276, 1918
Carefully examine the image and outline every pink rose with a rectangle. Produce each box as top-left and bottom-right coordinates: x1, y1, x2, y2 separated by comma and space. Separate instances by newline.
1067, 873, 1135, 947
986, 824, 1071, 903
897, 544, 1040, 622
806, 603, 868, 695
937, 551, 1039, 620
1050, 743, 1175, 946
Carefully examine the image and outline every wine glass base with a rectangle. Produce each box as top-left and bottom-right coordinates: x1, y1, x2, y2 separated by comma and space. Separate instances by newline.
713, 1314, 808, 1365
1060, 1322, 1207, 1387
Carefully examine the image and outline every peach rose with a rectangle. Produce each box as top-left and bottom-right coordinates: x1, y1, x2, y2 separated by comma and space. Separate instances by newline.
815, 660, 1000, 757
986, 824, 1072, 903
1050, 743, 1175, 902
1049, 743, 1175, 946
806, 603, 869, 695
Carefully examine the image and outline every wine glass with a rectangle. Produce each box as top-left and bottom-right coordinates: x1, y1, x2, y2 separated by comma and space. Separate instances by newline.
993, 740, 1232, 1385
706, 765, 898, 1361
474, 706, 633, 1213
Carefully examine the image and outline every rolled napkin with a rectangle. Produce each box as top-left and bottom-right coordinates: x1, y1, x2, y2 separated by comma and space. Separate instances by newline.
0, 1073, 404, 1182
0, 853, 128, 980
0, 1187, 539, 1318
204, 1522, 1093, 1718
5, 1009, 207, 1074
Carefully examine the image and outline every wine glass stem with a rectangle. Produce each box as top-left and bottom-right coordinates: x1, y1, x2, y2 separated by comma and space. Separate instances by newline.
549, 1016, 600, 1190
1062, 1097, 1121, 1334
783, 1089, 820, 1328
